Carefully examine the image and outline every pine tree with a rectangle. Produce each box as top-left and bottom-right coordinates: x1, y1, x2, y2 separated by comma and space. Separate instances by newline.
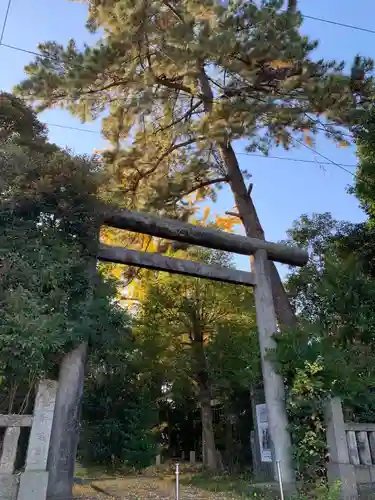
15, 0, 373, 330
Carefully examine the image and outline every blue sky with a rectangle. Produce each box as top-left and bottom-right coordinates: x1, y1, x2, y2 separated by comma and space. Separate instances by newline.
1, 0, 374, 274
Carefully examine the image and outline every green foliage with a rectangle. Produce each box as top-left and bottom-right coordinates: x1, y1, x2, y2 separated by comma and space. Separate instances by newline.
136, 249, 259, 399
0, 103, 99, 409
353, 110, 375, 225
0, 92, 48, 149
134, 249, 259, 466
296, 481, 341, 500
80, 304, 158, 469
0, 94, 158, 468
0, 95, 116, 407
277, 212, 375, 480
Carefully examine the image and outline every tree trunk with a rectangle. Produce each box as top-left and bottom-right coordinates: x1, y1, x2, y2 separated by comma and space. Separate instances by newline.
198, 378, 218, 471
47, 342, 88, 500
190, 321, 219, 472
218, 142, 297, 329
198, 68, 296, 329
225, 412, 235, 471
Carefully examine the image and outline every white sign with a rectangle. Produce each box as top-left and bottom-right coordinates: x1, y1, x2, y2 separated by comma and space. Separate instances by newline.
255, 404, 272, 463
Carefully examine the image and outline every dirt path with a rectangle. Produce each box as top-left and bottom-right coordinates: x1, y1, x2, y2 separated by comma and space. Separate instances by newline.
74, 477, 244, 500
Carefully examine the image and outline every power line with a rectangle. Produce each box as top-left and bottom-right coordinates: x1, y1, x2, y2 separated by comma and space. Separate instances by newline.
236, 151, 356, 169
45, 122, 100, 134
43, 120, 357, 170
293, 137, 355, 177
0, 6, 375, 62
302, 13, 375, 35
44, 120, 353, 145
0, 42, 55, 59
0, 0, 12, 45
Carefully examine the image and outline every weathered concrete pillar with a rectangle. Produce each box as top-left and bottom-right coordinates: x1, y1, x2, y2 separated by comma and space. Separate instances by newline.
253, 250, 295, 489
46, 343, 88, 500
0, 427, 21, 473
0, 426, 22, 500
18, 379, 58, 500
325, 397, 358, 499
156, 454, 161, 466
189, 451, 196, 464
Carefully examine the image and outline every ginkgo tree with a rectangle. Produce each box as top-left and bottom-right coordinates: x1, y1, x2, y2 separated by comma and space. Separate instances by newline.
135, 248, 258, 471
16, 0, 373, 333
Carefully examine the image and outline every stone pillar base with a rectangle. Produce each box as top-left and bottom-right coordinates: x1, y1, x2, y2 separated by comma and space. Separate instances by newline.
0, 473, 19, 500
326, 462, 358, 500
17, 471, 48, 500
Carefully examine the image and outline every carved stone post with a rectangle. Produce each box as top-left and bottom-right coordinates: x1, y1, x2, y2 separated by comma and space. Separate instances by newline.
325, 398, 358, 499
18, 380, 58, 500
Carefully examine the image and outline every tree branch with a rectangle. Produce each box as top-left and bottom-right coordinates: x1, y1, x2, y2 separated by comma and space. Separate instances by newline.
182, 176, 228, 198
144, 137, 201, 178
162, 0, 184, 22
130, 137, 204, 193
155, 100, 203, 134
154, 75, 195, 96
225, 211, 241, 219
287, 0, 297, 13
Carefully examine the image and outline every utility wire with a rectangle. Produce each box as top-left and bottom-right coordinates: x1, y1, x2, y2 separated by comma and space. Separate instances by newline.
236, 151, 356, 169
293, 138, 355, 177
1, 4, 374, 53
43, 119, 357, 171
302, 13, 375, 35
0, 4, 374, 61
0, 42, 52, 59
0, 0, 12, 45
45, 122, 101, 134
44, 119, 353, 140
42, 121, 356, 170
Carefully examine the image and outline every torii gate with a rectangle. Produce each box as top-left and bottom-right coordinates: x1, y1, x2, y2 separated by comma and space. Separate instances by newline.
97, 205, 308, 488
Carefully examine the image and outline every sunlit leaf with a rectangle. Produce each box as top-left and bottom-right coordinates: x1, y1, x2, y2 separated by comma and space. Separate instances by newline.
202, 206, 211, 224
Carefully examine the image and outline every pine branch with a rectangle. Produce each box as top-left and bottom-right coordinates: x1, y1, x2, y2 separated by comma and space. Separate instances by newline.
145, 137, 202, 177
198, 68, 214, 112
225, 211, 241, 218
154, 75, 195, 96
156, 100, 204, 134
161, 0, 184, 23
83, 78, 133, 95
130, 137, 205, 193
181, 177, 228, 198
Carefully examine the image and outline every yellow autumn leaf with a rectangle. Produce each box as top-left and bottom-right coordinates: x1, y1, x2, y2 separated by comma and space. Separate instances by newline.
269, 60, 294, 69
112, 266, 123, 280
202, 206, 211, 224
337, 140, 350, 148
305, 135, 313, 147
216, 215, 241, 232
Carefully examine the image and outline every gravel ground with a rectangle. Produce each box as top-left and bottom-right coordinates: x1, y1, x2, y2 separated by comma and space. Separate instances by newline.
74, 477, 244, 500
